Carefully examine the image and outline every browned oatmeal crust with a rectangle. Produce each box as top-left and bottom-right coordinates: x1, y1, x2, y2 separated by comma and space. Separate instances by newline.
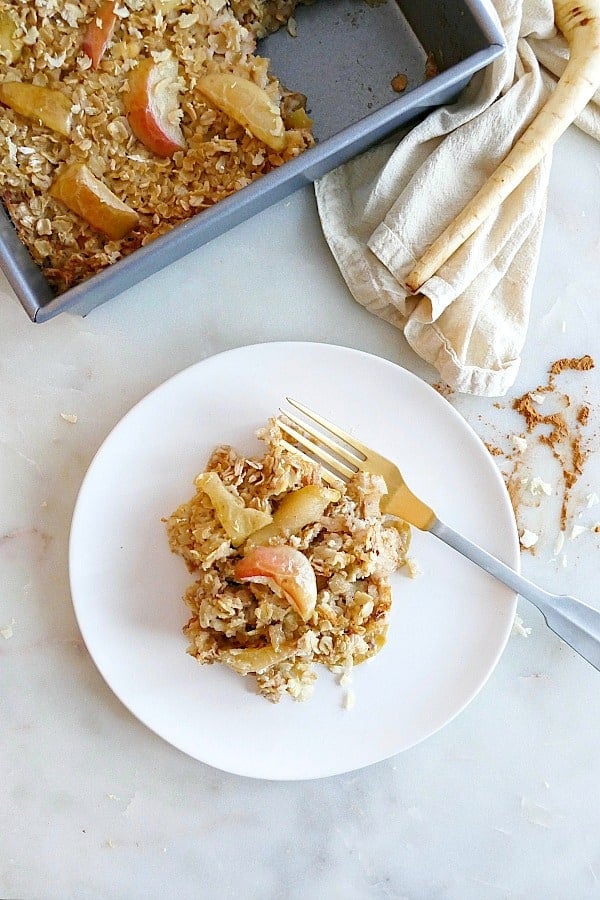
164, 420, 410, 702
0, 0, 314, 293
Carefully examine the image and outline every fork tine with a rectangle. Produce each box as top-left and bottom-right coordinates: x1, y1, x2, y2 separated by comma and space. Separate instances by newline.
278, 437, 343, 487
286, 397, 370, 458
276, 419, 357, 479
282, 408, 362, 469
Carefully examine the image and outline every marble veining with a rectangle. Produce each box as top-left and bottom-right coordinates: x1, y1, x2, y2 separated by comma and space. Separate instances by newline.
1, 127, 600, 900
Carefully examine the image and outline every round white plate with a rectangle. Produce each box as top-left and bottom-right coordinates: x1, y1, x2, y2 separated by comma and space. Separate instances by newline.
69, 342, 519, 780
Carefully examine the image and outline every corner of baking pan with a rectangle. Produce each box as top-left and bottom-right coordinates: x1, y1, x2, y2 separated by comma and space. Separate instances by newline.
464, 0, 507, 53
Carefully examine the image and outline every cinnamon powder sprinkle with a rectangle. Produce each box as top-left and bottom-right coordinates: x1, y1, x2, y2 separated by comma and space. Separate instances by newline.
484, 442, 504, 457
577, 405, 590, 426
550, 355, 594, 376
512, 356, 595, 530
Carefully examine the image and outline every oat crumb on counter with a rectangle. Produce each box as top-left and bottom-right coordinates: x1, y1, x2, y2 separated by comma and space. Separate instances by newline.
529, 476, 552, 497
520, 529, 539, 549
512, 614, 531, 637
553, 531, 565, 556
405, 557, 422, 578
513, 435, 528, 453
1, 619, 15, 639
529, 392, 546, 405
343, 688, 356, 710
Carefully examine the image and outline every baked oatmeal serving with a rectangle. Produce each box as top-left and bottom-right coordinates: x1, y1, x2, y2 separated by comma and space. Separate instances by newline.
0, 0, 314, 293
165, 419, 410, 703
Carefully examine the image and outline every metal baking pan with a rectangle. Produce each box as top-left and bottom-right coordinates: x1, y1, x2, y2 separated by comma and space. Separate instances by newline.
0, 0, 504, 322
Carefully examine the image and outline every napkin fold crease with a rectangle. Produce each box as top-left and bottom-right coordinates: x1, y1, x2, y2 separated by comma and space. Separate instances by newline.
314, 0, 600, 395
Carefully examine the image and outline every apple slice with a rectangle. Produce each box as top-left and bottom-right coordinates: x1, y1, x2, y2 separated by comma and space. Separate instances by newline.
50, 162, 139, 240
0, 82, 72, 136
83, 0, 118, 70
197, 72, 286, 151
125, 57, 186, 157
0, 10, 23, 64
235, 545, 317, 622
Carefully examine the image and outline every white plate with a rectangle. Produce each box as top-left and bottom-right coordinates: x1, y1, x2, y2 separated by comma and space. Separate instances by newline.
69, 342, 519, 780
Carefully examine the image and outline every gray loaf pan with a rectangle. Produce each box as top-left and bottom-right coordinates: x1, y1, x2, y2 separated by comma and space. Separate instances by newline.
0, 0, 504, 322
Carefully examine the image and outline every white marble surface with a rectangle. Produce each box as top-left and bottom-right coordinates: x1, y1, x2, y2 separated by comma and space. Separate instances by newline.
2, 125, 600, 900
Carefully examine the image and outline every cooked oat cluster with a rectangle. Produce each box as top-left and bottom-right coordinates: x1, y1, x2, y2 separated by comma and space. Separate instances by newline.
0, 0, 314, 293
165, 420, 410, 703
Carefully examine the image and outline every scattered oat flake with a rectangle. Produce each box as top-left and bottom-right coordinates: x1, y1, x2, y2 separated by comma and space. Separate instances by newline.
179, 12, 200, 27
343, 689, 356, 711
530, 392, 546, 405
553, 531, 565, 556
60, 413, 78, 424
1, 620, 15, 639
530, 476, 552, 497
46, 50, 67, 68
561, 320, 566, 333
287, 15, 297, 36
512, 614, 531, 637
520, 529, 539, 549
63, 2, 85, 25
406, 557, 422, 578
586, 492, 599, 509
23, 26, 39, 45
6, 136, 17, 164
561, 554, 568, 568
513, 435, 528, 453
570, 524, 587, 540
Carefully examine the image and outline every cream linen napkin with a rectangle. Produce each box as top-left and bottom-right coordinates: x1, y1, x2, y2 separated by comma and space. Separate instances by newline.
314, 0, 600, 396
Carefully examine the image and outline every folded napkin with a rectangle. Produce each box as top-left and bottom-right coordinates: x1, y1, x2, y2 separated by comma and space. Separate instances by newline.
315, 0, 600, 396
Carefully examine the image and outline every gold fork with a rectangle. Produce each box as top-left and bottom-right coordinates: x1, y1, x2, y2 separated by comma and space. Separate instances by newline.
278, 397, 600, 673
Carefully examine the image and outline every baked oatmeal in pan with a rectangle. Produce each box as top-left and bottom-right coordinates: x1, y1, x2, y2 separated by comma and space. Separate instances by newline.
165, 419, 410, 703
0, 0, 314, 294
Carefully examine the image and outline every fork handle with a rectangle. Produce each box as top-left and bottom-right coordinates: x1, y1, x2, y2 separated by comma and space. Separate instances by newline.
430, 518, 600, 673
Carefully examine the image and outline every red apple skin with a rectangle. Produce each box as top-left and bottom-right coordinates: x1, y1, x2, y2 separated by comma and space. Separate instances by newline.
83, 0, 117, 69
125, 58, 186, 157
